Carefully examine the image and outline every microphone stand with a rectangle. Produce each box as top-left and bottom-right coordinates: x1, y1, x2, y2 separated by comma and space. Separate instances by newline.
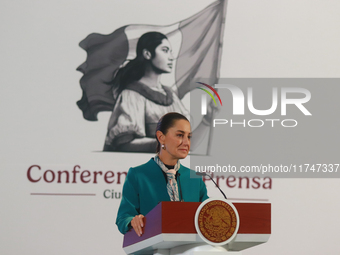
196, 172, 227, 199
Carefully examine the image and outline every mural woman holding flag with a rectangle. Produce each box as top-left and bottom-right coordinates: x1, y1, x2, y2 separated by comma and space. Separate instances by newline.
77, 0, 227, 153
103, 32, 214, 152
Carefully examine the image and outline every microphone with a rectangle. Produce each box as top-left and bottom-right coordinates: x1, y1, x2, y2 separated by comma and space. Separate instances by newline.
196, 172, 227, 199
176, 172, 184, 202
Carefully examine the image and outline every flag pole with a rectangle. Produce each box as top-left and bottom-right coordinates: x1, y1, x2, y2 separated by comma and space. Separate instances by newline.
206, 0, 228, 155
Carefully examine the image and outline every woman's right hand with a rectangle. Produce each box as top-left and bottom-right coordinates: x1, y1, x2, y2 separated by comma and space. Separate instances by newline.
204, 97, 221, 123
131, 214, 145, 236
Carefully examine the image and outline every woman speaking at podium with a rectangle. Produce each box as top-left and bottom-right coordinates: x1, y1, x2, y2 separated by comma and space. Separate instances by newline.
116, 112, 209, 236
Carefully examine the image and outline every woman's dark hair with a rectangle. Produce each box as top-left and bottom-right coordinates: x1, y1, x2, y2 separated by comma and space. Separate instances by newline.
155, 112, 189, 153
112, 32, 168, 95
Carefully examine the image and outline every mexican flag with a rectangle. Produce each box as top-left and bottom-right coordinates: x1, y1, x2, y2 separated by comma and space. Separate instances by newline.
77, 0, 227, 121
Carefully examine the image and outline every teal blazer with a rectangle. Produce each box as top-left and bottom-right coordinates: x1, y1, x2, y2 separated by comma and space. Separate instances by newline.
116, 158, 209, 234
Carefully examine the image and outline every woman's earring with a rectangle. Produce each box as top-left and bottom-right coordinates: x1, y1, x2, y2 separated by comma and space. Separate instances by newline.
161, 144, 165, 150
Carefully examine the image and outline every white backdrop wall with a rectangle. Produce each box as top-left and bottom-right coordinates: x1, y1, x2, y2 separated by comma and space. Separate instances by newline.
1, 1, 340, 255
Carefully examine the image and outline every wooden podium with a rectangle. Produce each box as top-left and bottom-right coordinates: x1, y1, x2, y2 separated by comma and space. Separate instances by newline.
123, 201, 271, 255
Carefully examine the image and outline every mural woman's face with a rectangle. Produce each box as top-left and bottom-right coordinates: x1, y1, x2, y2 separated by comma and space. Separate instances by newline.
151, 39, 174, 73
